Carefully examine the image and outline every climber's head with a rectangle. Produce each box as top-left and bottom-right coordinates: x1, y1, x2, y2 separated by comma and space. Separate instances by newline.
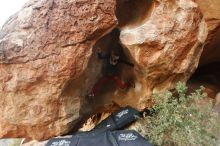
110, 50, 119, 65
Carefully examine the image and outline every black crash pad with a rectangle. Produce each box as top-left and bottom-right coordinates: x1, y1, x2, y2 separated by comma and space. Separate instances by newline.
46, 106, 152, 146
93, 106, 141, 132
46, 130, 152, 146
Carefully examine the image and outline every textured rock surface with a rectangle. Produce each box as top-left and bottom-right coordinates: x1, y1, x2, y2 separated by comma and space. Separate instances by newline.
119, 0, 207, 109
0, 0, 217, 141
0, 0, 117, 140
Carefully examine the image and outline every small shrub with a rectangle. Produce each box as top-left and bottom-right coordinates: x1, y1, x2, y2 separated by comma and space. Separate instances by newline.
137, 82, 220, 146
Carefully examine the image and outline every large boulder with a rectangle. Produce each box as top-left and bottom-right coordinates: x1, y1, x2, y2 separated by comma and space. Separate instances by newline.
0, 0, 117, 140
119, 0, 207, 109
0, 0, 217, 140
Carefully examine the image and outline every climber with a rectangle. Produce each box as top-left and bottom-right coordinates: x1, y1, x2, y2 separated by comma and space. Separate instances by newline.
88, 49, 134, 97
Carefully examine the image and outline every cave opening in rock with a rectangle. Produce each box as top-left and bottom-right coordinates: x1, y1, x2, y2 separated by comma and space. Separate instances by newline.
90, 28, 136, 109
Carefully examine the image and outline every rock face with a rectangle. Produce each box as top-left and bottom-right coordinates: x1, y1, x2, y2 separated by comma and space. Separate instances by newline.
0, 0, 117, 140
0, 0, 216, 140
119, 0, 207, 109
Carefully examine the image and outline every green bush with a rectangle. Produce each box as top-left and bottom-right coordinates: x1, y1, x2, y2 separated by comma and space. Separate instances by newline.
136, 82, 220, 146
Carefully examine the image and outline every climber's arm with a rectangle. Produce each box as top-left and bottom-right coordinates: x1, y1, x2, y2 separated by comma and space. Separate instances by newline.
118, 59, 134, 67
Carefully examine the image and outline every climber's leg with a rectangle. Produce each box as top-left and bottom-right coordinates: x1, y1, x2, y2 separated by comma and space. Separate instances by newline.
109, 75, 129, 89
89, 76, 110, 97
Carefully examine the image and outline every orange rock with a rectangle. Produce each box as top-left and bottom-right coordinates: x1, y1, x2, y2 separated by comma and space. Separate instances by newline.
0, 0, 219, 140
119, 0, 207, 109
0, 0, 117, 140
